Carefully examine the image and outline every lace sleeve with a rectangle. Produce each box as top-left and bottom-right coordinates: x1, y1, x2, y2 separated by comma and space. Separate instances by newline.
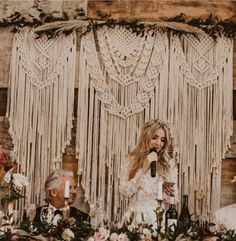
119, 159, 143, 198
167, 159, 179, 202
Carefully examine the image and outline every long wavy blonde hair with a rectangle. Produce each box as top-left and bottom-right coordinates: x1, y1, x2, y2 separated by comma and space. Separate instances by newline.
128, 119, 171, 180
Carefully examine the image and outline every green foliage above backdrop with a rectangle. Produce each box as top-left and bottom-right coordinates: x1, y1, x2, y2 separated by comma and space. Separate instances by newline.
0, 8, 236, 39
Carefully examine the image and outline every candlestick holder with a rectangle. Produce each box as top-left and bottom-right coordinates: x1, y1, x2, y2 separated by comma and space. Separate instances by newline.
62, 198, 70, 220
155, 199, 164, 229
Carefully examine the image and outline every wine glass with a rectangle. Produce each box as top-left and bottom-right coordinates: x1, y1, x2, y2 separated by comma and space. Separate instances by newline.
0, 210, 4, 226
12, 210, 19, 228
40, 207, 53, 223
26, 204, 36, 223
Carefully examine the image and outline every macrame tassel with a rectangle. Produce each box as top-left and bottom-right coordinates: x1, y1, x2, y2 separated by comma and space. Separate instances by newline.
7, 28, 76, 208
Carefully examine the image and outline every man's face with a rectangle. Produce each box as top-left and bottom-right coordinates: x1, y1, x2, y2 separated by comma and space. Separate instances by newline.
51, 176, 77, 208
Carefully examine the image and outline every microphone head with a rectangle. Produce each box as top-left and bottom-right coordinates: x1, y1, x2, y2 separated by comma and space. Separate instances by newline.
150, 148, 161, 154
150, 148, 157, 153
150, 160, 156, 178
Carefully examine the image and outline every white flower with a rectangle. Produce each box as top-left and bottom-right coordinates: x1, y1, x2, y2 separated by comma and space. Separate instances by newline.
117, 233, 130, 241
61, 228, 74, 241
140, 234, 145, 240
109, 233, 119, 241
12, 173, 29, 188
142, 228, 151, 236
4, 168, 13, 184
152, 230, 157, 238
93, 227, 110, 241
88, 238, 95, 241
127, 224, 135, 232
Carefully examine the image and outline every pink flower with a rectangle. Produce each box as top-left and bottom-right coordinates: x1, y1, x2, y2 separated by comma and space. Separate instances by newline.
68, 217, 76, 225
93, 227, 110, 241
11, 235, 20, 240
203, 236, 219, 241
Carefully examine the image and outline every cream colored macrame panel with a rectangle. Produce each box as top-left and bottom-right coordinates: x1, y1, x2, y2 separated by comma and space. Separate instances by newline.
76, 27, 169, 224
7, 28, 76, 206
76, 26, 233, 224
170, 34, 233, 220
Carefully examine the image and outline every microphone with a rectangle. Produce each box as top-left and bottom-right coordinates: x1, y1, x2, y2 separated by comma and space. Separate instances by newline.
150, 160, 156, 177
149, 149, 158, 178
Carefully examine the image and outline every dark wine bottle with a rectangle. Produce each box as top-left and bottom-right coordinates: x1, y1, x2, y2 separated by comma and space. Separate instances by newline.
165, 194, 178, 231
178, 195, 191, 229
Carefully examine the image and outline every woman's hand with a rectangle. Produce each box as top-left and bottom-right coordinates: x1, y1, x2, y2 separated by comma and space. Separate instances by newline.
147, 151, 158, 163
163, 182, 174, 195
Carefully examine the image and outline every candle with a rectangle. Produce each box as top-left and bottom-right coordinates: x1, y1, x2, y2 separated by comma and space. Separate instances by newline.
157, 181, 163, 200
64, 180, 70, 198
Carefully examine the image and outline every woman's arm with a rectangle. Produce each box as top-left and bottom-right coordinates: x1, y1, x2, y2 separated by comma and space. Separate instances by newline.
119, 161, 143, 198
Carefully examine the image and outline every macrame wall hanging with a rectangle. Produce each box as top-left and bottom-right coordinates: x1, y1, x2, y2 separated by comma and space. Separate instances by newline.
7, 28, 76, 206
170, 34, 233, 220
76, 25, 233, 224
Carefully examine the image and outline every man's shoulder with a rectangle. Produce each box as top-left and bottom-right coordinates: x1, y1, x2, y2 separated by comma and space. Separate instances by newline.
35, 205, 48, 214
70, 206, 90, 221
36, 205, 47, 210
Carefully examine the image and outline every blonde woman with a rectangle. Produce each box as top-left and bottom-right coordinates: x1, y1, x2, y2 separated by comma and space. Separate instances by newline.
119, 119, 178, 228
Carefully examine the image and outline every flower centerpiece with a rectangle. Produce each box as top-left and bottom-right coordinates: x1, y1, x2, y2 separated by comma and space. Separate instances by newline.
0, 150, 29, 214
1, 214, 236, 241
20, 217, 93, 241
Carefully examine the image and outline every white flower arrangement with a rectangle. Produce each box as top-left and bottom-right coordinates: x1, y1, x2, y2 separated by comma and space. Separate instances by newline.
88, 227, 110, 241
1, 167, 29, 201
61, 228, 75, 241
87, 225, 158, 241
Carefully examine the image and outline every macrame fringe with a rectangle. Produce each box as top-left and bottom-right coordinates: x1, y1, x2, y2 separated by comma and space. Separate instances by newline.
76, 27, 233, 225
7, 28, 76, 209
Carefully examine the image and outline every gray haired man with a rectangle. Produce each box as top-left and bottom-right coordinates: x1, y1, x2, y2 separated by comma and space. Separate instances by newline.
33, 170, 89, 223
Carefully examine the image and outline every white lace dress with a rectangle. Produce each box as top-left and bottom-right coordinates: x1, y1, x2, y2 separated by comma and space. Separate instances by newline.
119, 159, 178, 229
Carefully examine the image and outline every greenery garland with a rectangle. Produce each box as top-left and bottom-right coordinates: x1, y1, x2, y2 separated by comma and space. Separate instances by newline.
0, 217, 236, 241
0, 8, 236, 39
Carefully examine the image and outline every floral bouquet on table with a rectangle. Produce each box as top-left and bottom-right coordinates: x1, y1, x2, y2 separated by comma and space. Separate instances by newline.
0, 150, 29, 214
87, 221, 156, 241
0, 168, 29, 201
20, 217, 93, 241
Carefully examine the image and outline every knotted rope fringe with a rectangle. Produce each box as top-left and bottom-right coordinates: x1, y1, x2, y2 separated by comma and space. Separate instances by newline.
7, 28, 76, 207
76, 27, 233, 225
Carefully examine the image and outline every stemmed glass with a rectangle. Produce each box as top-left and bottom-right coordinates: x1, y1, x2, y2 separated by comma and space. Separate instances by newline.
40, 207, 53, 223
12, 210, 19, 228
26, 204, 36, 231
27, 204, 36, 223
0, 210, 4, 226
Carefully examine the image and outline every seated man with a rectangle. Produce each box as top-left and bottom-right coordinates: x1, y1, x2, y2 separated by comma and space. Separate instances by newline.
33, 170, 89, 223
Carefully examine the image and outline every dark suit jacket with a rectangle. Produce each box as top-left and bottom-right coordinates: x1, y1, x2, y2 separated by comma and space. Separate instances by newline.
24, 204, 90, 223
